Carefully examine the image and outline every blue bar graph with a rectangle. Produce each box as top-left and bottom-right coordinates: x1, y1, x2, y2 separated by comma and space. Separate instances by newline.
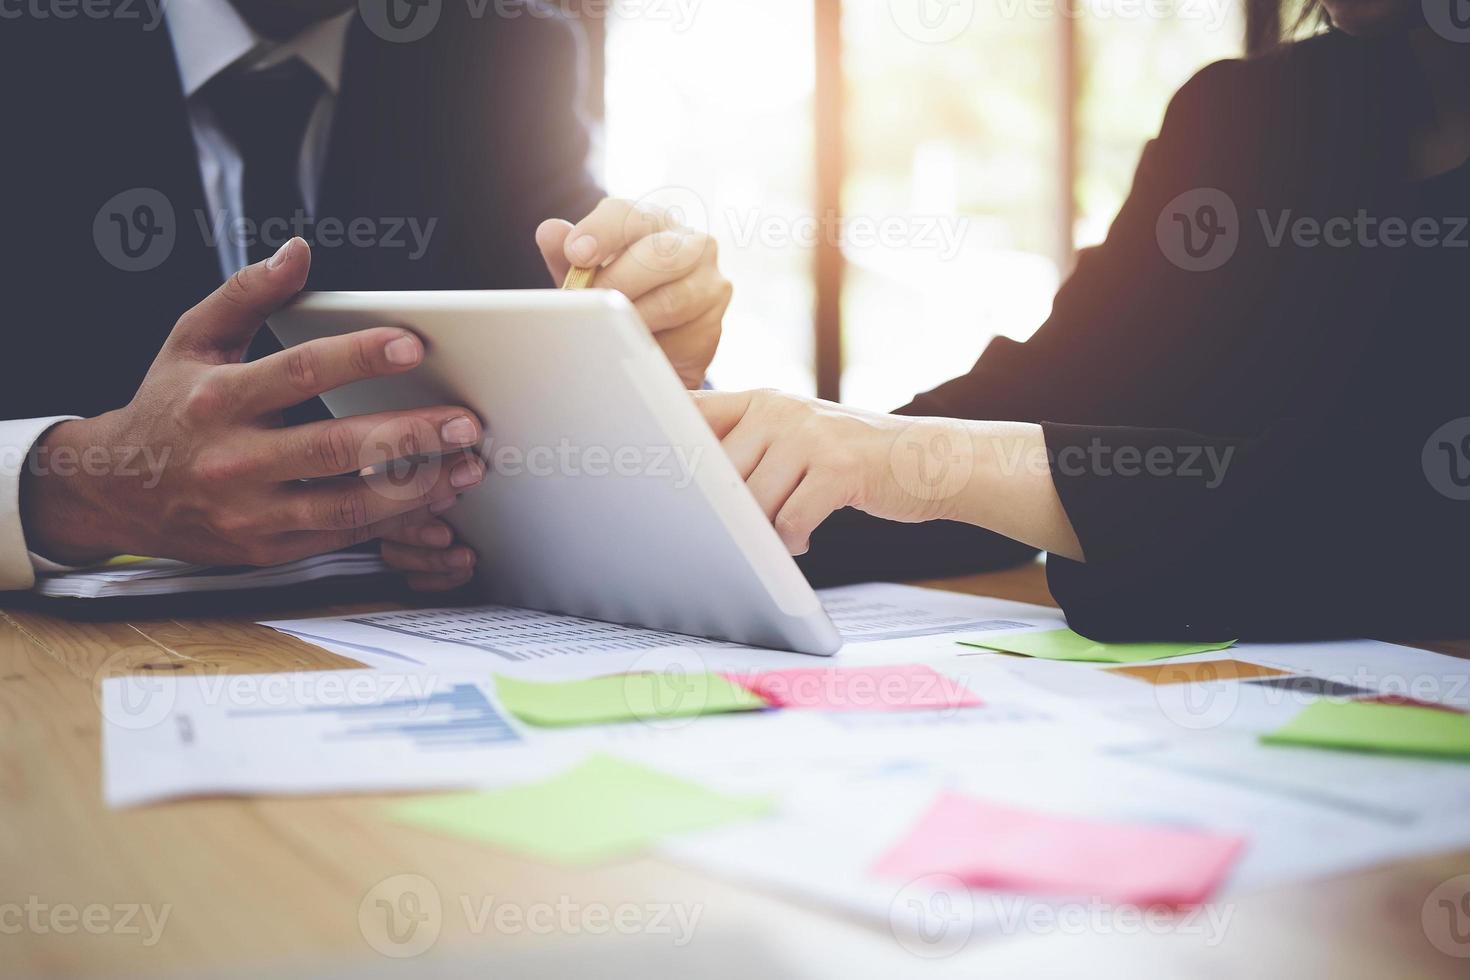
231, 684, 521, 749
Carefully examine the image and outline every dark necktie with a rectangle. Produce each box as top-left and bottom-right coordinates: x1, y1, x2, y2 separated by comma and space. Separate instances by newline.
201, 57, 329, 413
200, 57, 325, 266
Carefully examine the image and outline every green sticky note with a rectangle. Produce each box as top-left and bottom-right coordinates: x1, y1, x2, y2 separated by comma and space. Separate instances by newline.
957, 628, 1236, 664
494, 673, 768, 727
388, 755, 773, 864
1261, 700, 1470, 761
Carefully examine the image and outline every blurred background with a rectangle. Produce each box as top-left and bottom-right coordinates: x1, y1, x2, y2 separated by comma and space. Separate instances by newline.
569, 0, 1278, 409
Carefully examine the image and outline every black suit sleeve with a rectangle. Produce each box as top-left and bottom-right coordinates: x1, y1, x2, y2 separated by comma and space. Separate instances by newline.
798, 510, 1037, 587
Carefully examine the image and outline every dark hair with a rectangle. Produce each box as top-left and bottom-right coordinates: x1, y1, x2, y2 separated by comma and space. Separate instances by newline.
1250, 0, 1328, 53
1292, 0, 1328, 34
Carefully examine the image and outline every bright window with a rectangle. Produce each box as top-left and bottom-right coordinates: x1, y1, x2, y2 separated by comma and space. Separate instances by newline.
604, 0, 818, 395
602, 1, 1243, 407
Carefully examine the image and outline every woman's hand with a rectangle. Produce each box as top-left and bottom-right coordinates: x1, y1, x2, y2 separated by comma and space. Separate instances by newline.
692, 389, 974, 554
692, 389, 1084, 561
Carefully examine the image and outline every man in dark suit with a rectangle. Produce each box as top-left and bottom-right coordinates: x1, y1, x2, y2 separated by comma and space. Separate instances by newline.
0, 0, 730, 592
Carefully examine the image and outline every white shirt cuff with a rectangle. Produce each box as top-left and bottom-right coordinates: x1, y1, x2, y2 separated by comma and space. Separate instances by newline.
0, 417, 82, 591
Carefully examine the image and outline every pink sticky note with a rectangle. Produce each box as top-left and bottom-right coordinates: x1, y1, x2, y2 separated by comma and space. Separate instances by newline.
872, 792, 1244, 907
723, 665, 981, 712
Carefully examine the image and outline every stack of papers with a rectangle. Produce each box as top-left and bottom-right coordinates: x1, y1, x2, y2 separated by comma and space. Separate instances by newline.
260, 583, 1063, 676
37, 547, 389, 599
94, 580, 1470, 944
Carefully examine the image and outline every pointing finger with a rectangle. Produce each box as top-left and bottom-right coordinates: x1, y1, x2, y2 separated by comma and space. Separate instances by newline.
691, 389, 754, 439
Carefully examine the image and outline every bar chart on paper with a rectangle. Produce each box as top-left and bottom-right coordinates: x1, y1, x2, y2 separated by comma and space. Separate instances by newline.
234, 682, 522, 749
101, 673, 566, 808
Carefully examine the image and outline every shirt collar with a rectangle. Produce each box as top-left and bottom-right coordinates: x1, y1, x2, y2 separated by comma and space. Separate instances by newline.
164, 0, 353, 98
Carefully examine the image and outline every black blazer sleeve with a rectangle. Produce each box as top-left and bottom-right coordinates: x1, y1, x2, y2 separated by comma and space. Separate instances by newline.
804, 59, 1262, 591
811, 39, 1463, 640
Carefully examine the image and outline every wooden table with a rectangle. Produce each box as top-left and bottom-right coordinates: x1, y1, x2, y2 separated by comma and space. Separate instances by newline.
3, 562, 1468, 978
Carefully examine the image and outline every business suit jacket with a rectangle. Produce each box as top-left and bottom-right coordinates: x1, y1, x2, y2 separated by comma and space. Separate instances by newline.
0, 3, 604, 421
803, 31, 1470, 642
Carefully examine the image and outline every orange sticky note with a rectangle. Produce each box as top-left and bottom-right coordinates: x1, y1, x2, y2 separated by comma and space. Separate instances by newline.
872, 792, 1244, 906
1108, 659, 1290, 686
724, 665, 981, 712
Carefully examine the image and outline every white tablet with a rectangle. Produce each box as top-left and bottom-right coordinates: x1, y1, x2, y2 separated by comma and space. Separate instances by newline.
269, 290, 841, 656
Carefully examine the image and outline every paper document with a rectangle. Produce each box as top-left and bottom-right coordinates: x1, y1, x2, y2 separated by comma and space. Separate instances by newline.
263, 583, 1060, 677
1119, 731, 1470, 826
101, 670, 573, 807
98, 579, 1470, 935
818, 587, 1043, 642
660, 729, 1470, 929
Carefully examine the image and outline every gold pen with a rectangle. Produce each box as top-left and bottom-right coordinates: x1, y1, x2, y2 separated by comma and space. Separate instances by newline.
561, 266, 597, 290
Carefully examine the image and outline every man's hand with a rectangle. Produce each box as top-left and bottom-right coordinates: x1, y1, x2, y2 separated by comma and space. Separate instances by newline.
21, 238, 484, 591
537, 199, 729, 388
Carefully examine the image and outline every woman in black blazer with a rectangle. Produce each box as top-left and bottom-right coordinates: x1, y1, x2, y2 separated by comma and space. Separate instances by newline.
697, 0, 1470, 641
